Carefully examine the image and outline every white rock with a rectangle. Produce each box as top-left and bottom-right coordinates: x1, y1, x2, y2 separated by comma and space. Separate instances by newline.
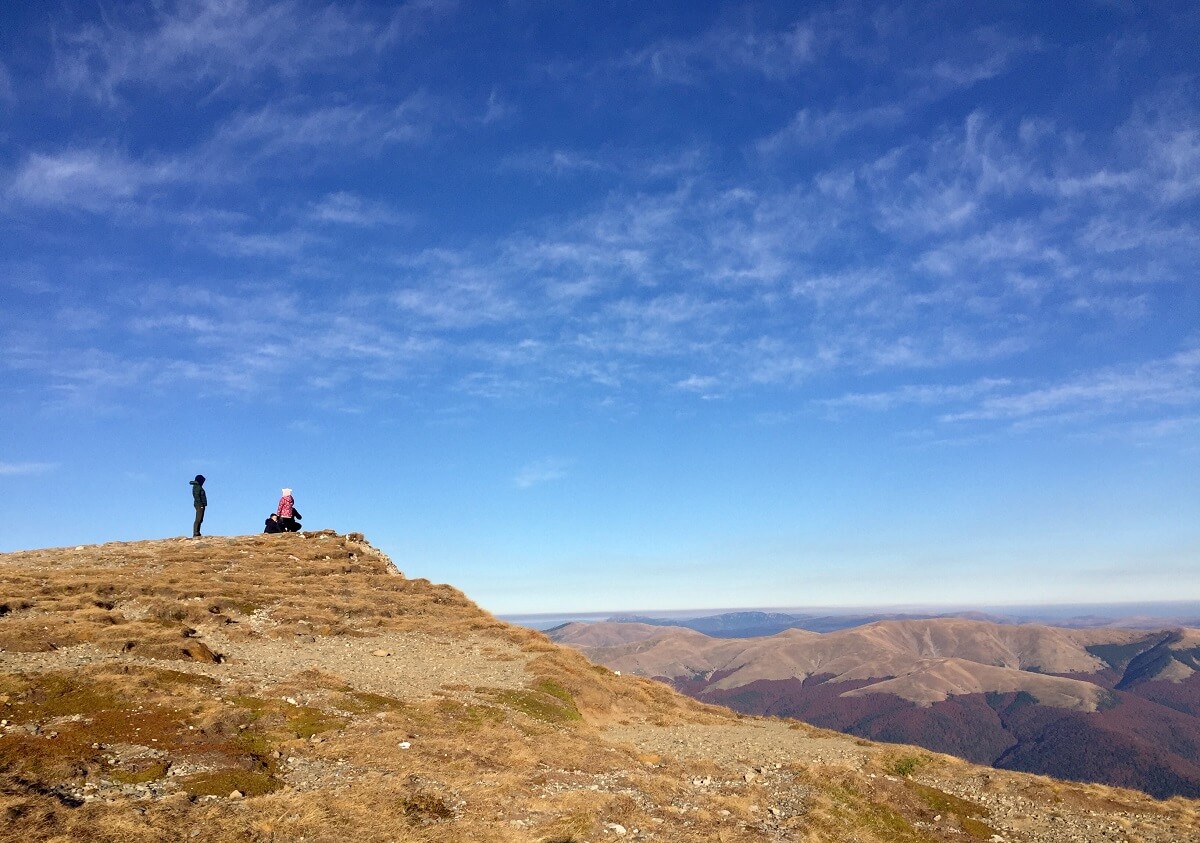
604, 823, 627, 836
398, 741, 411, 750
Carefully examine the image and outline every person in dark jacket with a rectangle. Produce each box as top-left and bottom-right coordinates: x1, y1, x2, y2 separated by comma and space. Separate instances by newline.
264, 513, 285, 534
190, 475, 207, 538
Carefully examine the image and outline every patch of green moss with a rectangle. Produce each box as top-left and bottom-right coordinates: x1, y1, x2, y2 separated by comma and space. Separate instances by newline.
178, 768, 280, 797
910, 782, 986, 817
434, 697, 505, 727
286, 705, 346, 738
888, 754, 927, 778
234, 727, 275, 759
961, 816, 1001, 840
17, 673, 120, 719
340, 690, 410, 715
228, 695, 270, 720
531, 678, 578, 710
227, 695, 344, 738
826, 785, 933, 843
862, 804, 931, 841
109, 760, 170, 784
910, 782, 996, 840
489, 686, 582, 725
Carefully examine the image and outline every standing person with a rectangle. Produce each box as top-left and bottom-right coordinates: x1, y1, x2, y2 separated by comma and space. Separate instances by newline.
190, 475, 207, 538
277, 487, 302, 532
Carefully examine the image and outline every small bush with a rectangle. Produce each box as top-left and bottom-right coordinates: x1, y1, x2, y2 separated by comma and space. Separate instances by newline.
888, 754, 926, 777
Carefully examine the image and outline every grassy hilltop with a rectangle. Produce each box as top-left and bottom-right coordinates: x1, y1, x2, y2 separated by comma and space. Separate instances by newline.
1, 532, 1198, 842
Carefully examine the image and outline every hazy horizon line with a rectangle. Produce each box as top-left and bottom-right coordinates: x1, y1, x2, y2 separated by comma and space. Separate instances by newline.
500, 599, 1200, 625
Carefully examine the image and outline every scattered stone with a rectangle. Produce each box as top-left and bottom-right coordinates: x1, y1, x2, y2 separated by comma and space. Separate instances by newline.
229, 790, 243, 799
372, 649, 392, 657
604, 823, 627, 836
398, 741, 411, 750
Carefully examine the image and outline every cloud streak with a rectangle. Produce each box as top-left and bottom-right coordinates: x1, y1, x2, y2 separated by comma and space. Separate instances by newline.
0, 462, 57, 477
52, 0, 394, 102
514, 458, 571, 489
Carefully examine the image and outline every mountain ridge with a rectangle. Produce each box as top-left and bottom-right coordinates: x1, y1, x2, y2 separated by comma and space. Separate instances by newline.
549, 618, 1200, 799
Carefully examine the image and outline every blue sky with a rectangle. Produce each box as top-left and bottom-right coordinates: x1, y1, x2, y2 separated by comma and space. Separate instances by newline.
1, 1, 1197, 615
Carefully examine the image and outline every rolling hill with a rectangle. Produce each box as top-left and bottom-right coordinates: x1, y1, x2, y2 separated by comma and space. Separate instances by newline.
549, 619, 1200, 799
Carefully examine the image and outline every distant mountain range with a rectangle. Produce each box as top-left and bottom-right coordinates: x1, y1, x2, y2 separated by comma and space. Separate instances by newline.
602, 606, 1200, 637
605, 609, 1006, 636
549, 618, 1200, 799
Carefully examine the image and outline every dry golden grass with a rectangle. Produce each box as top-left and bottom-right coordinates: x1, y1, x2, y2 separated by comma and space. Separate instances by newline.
2, 532, 1198, 842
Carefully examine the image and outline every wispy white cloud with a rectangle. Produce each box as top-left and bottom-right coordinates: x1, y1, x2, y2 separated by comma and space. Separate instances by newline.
376, 0, 460, 47
206, 94, 442, 163
820, 378, 1014, 412
6, 149, 181, 211
306, 192, 408, 227
52, 0, 398, 102
514, 458, 571, 489
757, 103, 905, 153
504, 145, 708, 185
943, 348, 1200, 425
209, 228, 323, 259
624, 20, 822, 83
752, 13, 1040, 155
1117, 84, 1200, 203
922, 26, 1042, 88
0, 461, 57, 476
674, 374, 725, 399
390, 251, 525, 330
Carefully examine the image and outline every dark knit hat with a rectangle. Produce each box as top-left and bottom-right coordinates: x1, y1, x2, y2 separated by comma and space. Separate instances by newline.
194, 474, 205, 484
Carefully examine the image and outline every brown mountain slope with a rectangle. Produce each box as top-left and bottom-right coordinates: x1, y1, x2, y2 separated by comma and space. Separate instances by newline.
839, 658, 1106, 709
1, 534, 1197, 842
549, 619, 1186, 701
550, 620, 1200, 798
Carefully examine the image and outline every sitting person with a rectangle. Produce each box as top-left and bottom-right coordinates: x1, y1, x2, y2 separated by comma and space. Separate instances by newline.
284, 509, 302, 532
277, 487, 302, 532
264, 513, 286, 534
